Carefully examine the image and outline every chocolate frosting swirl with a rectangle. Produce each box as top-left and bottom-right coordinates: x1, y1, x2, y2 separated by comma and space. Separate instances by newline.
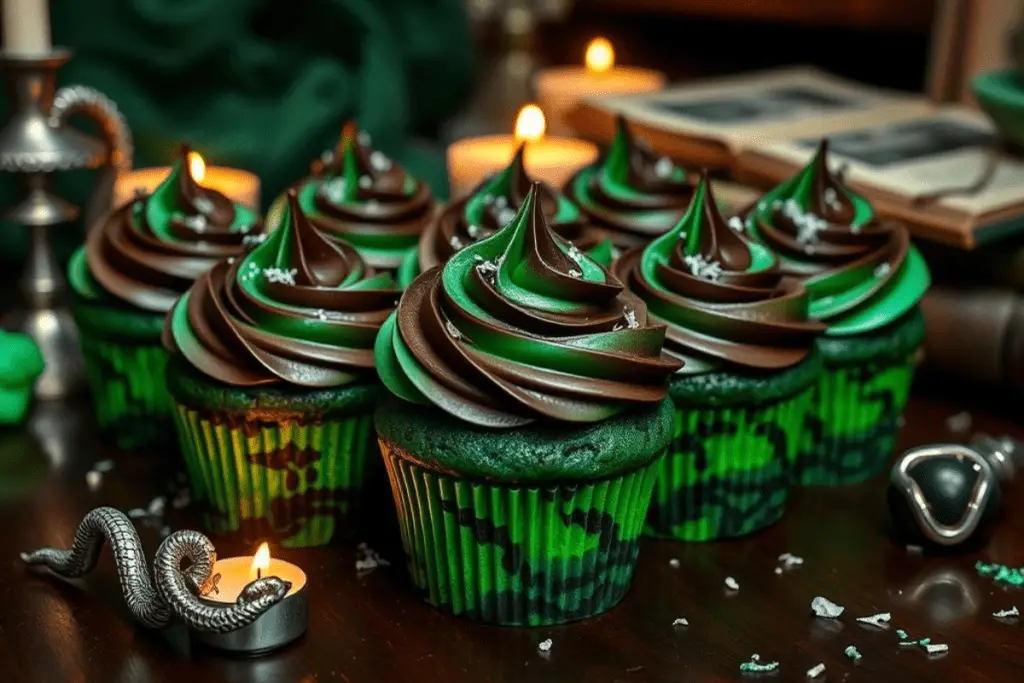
745, 140, 930, 336
290, 121, 434, 270
375, 182, 681, 428
613, 176, 824, 374
564, 115, 696, 247
412, 145, 612, 283
85, 145, 263, 312
163, 191, 399, 388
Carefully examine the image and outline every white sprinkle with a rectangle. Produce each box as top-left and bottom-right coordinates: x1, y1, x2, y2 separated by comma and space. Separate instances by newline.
243, 233, 267, 247
855, 612, 891, 628
194, 196, 215, 215
994, 607, 1020, 619
445, 320, 462, 340
624, 309, 639, 329
778, 552, 804, 569
728, 216, 744, 232
184, 214, 208, 231
359, 175, 372, 189
568, 268, 582, 279
467, 224, 482, 239
538, 639, 553, 653
945, 411, 972, 434
906, 544, 924, 554
357, 130, 371, 146
494, 196, 508, 209
926, 643, 949, 655
567, 244, 584, 264
824, 187, 840, 209
86, 470, 102, 491
93, 459, 114, 473
806, 663, 826, 679
669, 558, 680, 569
874, 262, 892, 278
316, 309, 328, 321
147, 496, 166, 517
811, 596, 845, 618
476, 259, 499, 278
320, 150, 335, 165
654, 157, 675, 179
449, 235, 464, 251
678, 231, 687, 242
355, 542, 390, 573
263, 267, 298, 285
672, 617, 689, 627
227, 257, 235, 265
774, 567, 783, 575
127, 508, 148, 519
725, 576, 739, 591
482, 194, 495, 206
172, 488, 191, 509
369, 150, 393, 173
320, 177, 346, 203
497, 207, 516, 226
683, 254, 723, 281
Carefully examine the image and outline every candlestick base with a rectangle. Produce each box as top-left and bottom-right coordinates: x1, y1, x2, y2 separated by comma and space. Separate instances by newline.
193, 586, 309, 655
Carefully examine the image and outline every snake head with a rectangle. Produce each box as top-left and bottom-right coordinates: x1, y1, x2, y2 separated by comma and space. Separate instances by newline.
238, 577, 292, 606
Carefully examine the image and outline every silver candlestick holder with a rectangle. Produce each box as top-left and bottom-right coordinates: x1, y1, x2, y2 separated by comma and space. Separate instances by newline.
0, 48, 131, 399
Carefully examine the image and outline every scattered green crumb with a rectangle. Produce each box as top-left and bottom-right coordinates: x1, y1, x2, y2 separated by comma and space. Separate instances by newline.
975, 561, 1024, 586
740, 655, 778, 673
918, 638, 931, 646
844, 646, 862, 662
896, 629, 909, 639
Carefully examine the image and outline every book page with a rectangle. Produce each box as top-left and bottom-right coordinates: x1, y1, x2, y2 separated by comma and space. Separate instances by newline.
586, 66, 930, 148
753, 109, 1024, 216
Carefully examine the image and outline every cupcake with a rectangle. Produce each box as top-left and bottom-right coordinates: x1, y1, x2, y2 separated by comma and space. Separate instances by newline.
270, 121, 435, 272
613, 175, 824, 542
374, 183, 680, 625
398, 144, 613, 287
163, 191, 398, 547
745, 141, 930, 485
564, 115, 696, 249
68, 145, 263, 449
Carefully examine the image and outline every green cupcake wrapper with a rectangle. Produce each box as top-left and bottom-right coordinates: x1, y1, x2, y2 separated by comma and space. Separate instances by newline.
381, 443, 664, 626
645, 390, 811, 542
794, 354, 917, 486
171, 401, 377, 548
78, 333, 172, 450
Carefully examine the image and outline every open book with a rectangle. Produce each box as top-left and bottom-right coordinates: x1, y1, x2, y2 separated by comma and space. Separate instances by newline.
570, 67, 1024, 249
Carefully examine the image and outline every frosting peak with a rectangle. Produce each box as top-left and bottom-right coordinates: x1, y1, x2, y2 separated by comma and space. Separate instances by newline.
614, 175, 824, 374
80, 144, 262, 312
565, 115, 695, 245
164, 191, 399, 388
745, 140, 930, 336
377, 183, 681, 427
293, 121, 434, 270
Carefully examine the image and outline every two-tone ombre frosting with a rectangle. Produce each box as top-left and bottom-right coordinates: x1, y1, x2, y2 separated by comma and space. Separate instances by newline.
376, 183, 681, 428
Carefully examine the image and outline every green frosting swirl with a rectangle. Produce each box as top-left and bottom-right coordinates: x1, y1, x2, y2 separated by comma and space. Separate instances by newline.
165, 192, 399, 388
745, 141, 930, 337
375, 183, 680, 428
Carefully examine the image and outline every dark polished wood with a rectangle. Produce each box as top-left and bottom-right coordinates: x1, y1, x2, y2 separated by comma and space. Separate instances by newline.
0, 383, 1022, 683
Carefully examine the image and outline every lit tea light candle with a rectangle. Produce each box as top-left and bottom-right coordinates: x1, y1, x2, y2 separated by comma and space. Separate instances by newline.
447, 105, 598, 199
534, 37, 666, 135
112, 151, 261, 210
192, 542, 308, 654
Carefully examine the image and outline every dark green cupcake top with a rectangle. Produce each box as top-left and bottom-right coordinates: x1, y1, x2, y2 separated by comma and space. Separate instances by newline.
164, 191, 399, 388
400, 145, 613, 288
70, 144, 263, 313
375, 183, 681, 429
287, 121, 435, 270
564, 115, 696, 246
745, 140, 930, 337
613, 175, 824, 376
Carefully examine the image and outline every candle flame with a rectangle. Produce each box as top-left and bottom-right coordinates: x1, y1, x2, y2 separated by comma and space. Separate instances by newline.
189, 152, 206, 184
585, 37, 615, 73
514, 105, 546, 145
250, 542, 271, 580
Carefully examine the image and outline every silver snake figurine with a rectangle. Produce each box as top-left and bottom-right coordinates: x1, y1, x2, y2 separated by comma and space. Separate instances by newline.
21, 507, 291, 634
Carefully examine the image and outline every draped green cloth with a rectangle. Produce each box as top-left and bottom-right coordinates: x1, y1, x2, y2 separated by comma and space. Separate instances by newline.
0, 0, 474, 262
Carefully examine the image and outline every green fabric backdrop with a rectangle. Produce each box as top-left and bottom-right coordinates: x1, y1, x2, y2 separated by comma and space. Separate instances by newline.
0, 0, 474, 263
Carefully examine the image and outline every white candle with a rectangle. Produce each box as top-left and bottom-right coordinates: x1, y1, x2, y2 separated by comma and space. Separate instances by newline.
447, 105, 598, 199
534, 37, 666, 136
112, 151, 261, 210
2, 0, 52, 57
203, 544, 307, 604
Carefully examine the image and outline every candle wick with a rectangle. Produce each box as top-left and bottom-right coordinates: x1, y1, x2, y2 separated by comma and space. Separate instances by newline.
257, 568, 262, 580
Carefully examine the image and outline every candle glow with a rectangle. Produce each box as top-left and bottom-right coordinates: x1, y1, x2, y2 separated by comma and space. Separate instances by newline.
514, 105, 546, 146
189, 152, 207, 184
250, 542, 271, 581
585, 37, 615, 73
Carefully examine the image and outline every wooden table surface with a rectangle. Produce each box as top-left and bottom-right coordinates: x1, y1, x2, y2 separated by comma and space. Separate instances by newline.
0, 383, 1021, 683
